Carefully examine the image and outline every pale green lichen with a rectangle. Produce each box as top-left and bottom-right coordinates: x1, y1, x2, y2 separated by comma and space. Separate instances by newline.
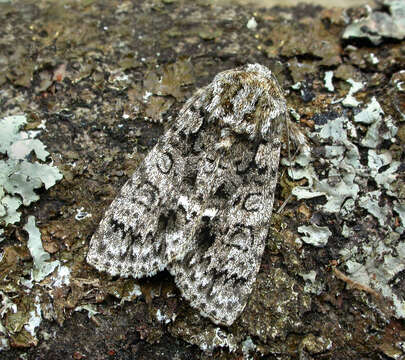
24, 216, 60, 283
291, 101, 399, 219
358, 190, 391, 227
9, 138, 49, 161
354, 97, 383, 125
2, 159, 62, 206
316, 172, 360, 213
0, 115, 63, 225
0, 196, 21, 226
341, 236, 405, 318
0, 115, 26, 154
291, 131, 361, 214
288, 95, 404, 319
361, 115, 398, 148
298, 225, 332, 247
374, 161, 401, 196
324, 71, 334, 92
51, 266, 71, 288
342, 0, 405, 45
342, 79, 363, 108
354, 98, 398, 148
300, 270, 324, 295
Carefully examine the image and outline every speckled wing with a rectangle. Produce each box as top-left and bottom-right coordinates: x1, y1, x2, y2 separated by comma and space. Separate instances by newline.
86, 130, 182, 278
168, 140, 281, 326
86, 89, 209, 278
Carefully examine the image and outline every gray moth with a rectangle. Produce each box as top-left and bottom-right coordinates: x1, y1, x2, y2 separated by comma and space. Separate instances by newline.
87, 63, 299, 326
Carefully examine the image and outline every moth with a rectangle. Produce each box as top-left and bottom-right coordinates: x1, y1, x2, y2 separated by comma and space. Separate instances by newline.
87, 63, 301, 326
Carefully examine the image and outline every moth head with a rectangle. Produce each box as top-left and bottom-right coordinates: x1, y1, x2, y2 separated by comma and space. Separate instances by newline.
206, 63, 287, 142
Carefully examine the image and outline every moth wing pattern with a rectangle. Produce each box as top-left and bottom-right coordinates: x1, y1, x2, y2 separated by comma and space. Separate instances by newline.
168, 141, 281, 326
86, 133, 185, 278
86, 91, 216, 278
87, 63, 289, 326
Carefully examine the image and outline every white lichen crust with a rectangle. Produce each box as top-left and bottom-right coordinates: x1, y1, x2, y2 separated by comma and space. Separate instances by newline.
87, 64, 289, 326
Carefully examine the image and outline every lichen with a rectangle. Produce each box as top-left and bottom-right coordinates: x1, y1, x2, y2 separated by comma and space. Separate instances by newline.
0, 115, 63, 225
298, 225, 332, 247
342, 0, 405, 45
0, 114, 63, 349
74, 305, 99, 319
324, 70, 334, 92
288, 94, 404, 321
342, 79, 363, 107
340, 234, 405, 318
24, 216, 60, 283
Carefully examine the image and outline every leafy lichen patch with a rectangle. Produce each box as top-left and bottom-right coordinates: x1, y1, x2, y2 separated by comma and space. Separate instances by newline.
298, 224, 332, 247
0, 113, 64, 349
24, 216, 60, 283
341, 235, 405, 318
342, 0, 405, 45
0, 115, 62, 225
288, 93, 404, 325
